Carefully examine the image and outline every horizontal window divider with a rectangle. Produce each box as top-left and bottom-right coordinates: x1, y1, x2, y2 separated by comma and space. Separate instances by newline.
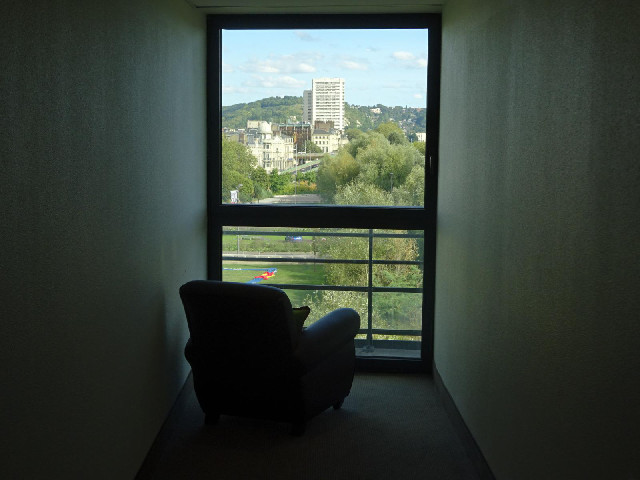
209, 14, 438, 31
266, 283, 423, 294
223, 256, 422, 266
214, 204, 430, 230
357, 329, 422, 336
222, 229, 424, 239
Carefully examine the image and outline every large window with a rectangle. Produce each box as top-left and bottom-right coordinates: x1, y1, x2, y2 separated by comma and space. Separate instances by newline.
208, 14, 441, 369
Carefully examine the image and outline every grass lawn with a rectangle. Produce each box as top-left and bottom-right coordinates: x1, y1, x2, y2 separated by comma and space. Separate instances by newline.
222, 233, 316, 254
222, 262, 325, 306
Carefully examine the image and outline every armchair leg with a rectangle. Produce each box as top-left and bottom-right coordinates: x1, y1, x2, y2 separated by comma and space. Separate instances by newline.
205, 413, 220, 425
333, 399, 345, 410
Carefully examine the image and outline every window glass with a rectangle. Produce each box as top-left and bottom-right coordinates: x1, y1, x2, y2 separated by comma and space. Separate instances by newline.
222, 226, 423, 357
221, 29, 428, 207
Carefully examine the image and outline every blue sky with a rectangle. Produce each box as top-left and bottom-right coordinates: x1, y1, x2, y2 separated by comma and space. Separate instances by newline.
222, 29, 428, 108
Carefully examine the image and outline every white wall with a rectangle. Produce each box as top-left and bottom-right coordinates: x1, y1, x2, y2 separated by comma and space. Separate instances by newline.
436, 1, 640, 479
0, 0, 206, 477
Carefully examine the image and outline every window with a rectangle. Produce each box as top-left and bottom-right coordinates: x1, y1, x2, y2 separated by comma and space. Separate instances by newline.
208, 14, 441, 369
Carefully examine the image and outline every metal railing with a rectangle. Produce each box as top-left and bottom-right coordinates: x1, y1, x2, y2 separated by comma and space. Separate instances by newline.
222, 228, 424, 355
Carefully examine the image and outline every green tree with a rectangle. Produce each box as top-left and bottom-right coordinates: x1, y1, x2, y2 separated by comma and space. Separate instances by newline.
250, 166, 271, 200
269, 169, 290, 195
304, 221, 422, 337
334, 182, 393, 206
392, 165, 425, 207
355, 141, 423, 195
282, 179, 317, 195
222, 136, 256, 202
303, 140, 323, 154
412, 141, 426, 156
316, 129, 425, 205
344, 131, 387, 158
345, 128, 364, 141
316, 151, 359, 201
298, 170, 317, 184
375, 121, 408, 145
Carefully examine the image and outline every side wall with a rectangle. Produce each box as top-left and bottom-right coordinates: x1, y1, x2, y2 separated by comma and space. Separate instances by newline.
0, 1, 206, 477
436, 1, 640, 479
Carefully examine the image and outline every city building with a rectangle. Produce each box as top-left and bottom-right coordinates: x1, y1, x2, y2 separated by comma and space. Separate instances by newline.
277, 121, 312, 151
245, 121, 295, 173
303, 77, 345, 131
311, 129, 348, 154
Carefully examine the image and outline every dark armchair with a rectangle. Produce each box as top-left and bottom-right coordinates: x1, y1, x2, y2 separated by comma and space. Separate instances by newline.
179, 280, 360, 435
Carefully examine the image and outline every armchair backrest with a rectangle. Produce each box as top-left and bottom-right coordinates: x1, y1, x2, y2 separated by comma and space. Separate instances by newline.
179, 280, 299, 380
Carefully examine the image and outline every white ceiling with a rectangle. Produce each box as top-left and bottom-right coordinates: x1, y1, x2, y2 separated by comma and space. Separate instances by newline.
186, 0, 444, 14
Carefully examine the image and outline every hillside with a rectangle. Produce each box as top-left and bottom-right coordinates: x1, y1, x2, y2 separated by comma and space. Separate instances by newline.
222, 96, 426, 136
222, 96, 303, 130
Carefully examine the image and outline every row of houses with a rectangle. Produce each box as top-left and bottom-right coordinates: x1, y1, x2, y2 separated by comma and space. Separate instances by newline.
223, 120, 348, 173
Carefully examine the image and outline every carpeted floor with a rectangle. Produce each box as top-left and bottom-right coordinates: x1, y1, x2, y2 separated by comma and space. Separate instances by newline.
136, 372, 479, 480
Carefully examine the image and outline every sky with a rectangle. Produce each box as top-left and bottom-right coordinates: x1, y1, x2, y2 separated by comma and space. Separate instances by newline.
222, 29, 429, 108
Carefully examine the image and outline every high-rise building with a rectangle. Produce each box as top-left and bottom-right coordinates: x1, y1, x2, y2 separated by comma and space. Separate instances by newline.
302, 78, 345, 131
302, 89, 313, 126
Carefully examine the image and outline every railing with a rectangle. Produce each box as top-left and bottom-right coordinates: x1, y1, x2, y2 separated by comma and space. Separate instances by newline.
222, 228, 424, 356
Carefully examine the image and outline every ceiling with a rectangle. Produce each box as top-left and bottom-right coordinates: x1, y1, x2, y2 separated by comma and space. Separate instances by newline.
186, 0, 444, 14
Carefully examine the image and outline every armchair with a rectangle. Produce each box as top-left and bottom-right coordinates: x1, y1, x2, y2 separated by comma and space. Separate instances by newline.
179, 280, 360, 435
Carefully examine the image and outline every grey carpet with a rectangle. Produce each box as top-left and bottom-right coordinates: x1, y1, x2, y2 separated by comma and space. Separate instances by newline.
136, 373, 479, 480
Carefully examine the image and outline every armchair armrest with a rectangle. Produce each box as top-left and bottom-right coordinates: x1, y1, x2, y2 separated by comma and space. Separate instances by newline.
293, 308, 360, 372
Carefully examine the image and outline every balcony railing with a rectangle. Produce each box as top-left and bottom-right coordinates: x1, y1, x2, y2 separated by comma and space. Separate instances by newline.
222, 228, 424, 358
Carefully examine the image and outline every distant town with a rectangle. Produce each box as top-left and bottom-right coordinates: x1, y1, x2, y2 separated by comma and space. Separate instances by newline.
222, 77, 426, 175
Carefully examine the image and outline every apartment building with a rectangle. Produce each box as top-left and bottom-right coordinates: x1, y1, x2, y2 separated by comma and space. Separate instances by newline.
302, 77, 345, 131
245, 121, 295, 173
311, 129, 348, 154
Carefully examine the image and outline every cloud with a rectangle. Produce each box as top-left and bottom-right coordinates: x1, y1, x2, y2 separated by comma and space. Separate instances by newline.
241, 55, 318, 75
413, 93, 423, 99
256, 61, 280, 73
297, 62, 316, 73
279, 75, 306, 87
393, 51, 415, 61
340, 60, 368, 71
222, 62, 233, 73
392, 52, 428, 69
244, 75, 306, 89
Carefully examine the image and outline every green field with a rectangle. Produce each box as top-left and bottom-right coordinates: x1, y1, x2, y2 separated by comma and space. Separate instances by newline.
222, 262, 325, 306
222, 233, 316, 254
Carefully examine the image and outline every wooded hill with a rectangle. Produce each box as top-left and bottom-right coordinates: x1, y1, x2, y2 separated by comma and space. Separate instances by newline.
222, 96, 426, 136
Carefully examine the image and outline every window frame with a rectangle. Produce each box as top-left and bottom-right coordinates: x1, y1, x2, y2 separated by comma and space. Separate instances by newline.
207, 14, 441, 372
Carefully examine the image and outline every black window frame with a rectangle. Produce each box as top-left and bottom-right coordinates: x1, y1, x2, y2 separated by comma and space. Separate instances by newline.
207, 14, 441, 373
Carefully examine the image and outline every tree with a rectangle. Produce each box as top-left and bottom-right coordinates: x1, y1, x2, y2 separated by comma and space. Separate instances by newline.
250, 166, 270, 200
269, 169, 290, 195
375, 121, 408, 145
392, 164, 425, 207
356, 141, 423, 195
298, 170, 317, 184
303, 140, 323, 154
345, 128, 364, 141
316, 151, 359, 201
304, 210, 423, 336
412, 141, 426, 156
222, 136, 256, 202
334, 182, 393, 206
